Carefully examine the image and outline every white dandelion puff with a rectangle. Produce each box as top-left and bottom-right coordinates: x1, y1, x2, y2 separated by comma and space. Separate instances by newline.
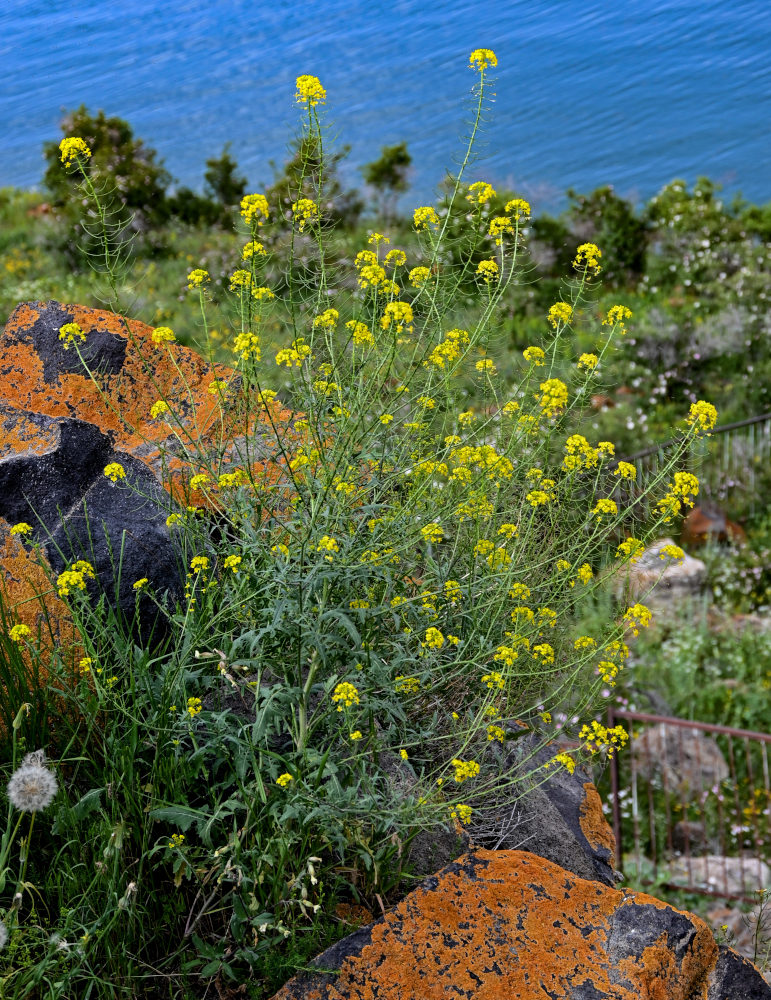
0, 921, 7, 951
7, 750, 58, 813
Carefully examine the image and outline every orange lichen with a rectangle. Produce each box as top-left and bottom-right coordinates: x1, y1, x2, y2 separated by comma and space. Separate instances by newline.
0, 303, 297, 504
0, 526, 84, 684
271, 851, 721, 1000
579, 781, 617, 856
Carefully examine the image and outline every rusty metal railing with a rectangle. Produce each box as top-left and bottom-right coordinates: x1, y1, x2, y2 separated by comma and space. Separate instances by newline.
607, 707, 771, 902
621, 413, 771, 520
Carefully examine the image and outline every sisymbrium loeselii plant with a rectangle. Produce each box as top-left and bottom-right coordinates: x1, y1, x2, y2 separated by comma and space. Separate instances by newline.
0, 50, 718, 997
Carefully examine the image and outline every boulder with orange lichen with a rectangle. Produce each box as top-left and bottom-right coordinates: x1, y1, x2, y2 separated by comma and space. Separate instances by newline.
347, 730, 620, 889
270, 850, 771, 1000
0, 300, 294, 646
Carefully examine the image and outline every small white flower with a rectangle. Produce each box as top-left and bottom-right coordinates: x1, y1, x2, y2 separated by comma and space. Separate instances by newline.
7, 750, 58, 813
0, 921, 7, 951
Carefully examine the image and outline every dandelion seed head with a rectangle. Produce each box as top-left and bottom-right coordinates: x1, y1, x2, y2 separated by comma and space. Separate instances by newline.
7, 751, 58, 812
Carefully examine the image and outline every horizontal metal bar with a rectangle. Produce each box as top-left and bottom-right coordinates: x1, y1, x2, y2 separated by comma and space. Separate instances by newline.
622, 412, 771, 462
610, 708, 771, 744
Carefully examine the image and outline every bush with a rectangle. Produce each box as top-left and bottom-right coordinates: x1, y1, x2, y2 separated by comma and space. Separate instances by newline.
0, 53, 716, 997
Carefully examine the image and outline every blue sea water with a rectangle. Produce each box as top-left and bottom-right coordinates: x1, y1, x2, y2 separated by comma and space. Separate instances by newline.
1, 0, 769, 211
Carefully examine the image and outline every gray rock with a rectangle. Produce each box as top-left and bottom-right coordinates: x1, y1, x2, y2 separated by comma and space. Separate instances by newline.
631, 721, 729, 795
0, 417, 184, 642
616, 535, 707, 608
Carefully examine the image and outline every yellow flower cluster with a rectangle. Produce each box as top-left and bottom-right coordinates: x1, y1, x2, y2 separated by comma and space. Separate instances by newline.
656, 471, 699, 521
469, 48, 497, 71
578, 353, 599, 370
295, 74, 326, 106
190, 556, 210, 572
187, 268, 210, 288
187, 696, 202, 717
476, 259, 499, 283
233, 331, 261, 361
603, 305, 632, 333
532, 642, 554, 665
482, 669, 505, 689
380, 301, 413, 334
488, 216, 514, 244
224, 554, 242, 573
56, 560, 95, 598
133, 578, 148, 590
231, 271, 256, 294
103, 462, 126, 483
573, 242, 602, 274
332, 681, 360, 711
448, 803, 473, 824
409, 266, 431, 288
549, 751, 576, 774
616, 537, 645, 562
59, 137, 91, 167
317, 535, 339, 558
276, 337, 311, 367
423, 627, 445, 649
687, 400, 718, 433
451, 758, 480, 782
151, 325, 176, 344
523, 345, 545, 366
385, 248, 406, 267
240, 193, 269, 225
426, 327, 469, 369
487, 724, 505, 743
9, 624, 31, 644
475, 359, 496, 375
420, 523, 444, 544
413, 206, 440, 230
467, 181, 496, 205
613, 461, 637, 480
276, 773, 293, 787
292, 198, 319, 231
659, 543, 685, 562
579, 720, 628, 757
623, 602, 653, 636
505, 198, 531, 219
592, 498, 618, 520
597, 660, 619, 686
537, 378, 568, 417
526, 484, 556, 507
394, 675, 420, 694
150, 400, 170, 420
356, 256, 386, 289
58, 322, 85, 349
10, 522, 32, 536
548, 302, 573, 328
241, 241, 266, 261
562, 434, 599, 472
313, 308, 339, 330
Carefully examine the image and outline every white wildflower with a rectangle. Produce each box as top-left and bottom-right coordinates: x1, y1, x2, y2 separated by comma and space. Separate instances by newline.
7, 750, 58, 813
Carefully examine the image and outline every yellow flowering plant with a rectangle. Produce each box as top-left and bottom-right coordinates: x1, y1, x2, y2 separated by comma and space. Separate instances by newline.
7, 48, 728, 994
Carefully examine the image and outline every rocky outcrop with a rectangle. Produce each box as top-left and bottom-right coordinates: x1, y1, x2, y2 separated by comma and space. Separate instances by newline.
631, 721, 729, 795
615, 536, 707, 608
682, 505, 746, 547
270, 849, 770, 999
0, 300, 294, 651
